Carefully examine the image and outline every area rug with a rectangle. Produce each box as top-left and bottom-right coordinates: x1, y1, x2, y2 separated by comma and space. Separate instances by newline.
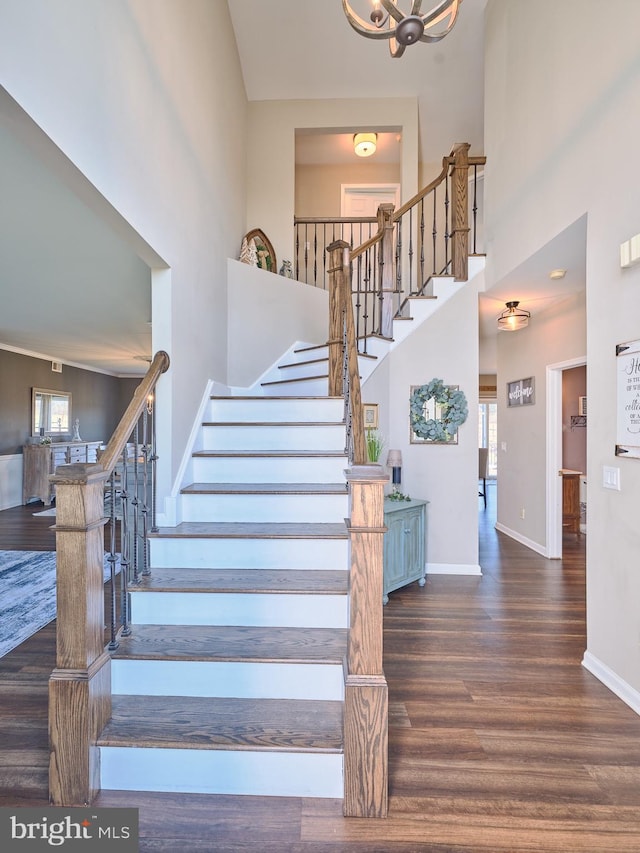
0, 550, 119, 657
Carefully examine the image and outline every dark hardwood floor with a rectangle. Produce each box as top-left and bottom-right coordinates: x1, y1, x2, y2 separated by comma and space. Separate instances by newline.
2, 489, 640, 851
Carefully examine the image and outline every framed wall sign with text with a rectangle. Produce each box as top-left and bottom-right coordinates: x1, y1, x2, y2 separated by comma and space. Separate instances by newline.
507, 377, 535, 408
616, 338, 640, 459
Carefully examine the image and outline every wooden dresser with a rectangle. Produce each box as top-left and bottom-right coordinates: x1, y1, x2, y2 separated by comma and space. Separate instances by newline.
23, 441, 102, 505
561, 469, 582, 537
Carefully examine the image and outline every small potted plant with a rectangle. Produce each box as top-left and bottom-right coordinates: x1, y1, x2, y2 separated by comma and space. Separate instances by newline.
366, 428, 384, 464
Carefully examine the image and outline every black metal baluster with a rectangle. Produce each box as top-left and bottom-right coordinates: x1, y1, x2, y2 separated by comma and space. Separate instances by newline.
313, 226, 318, 286
396, 217, 403, 302
432, 186, 438, 276
444, 172, 450, 274
419, 198, 425, 292
131, 424, 140, 585
295, 224, 300, 282
107, 463, 120, 651
119, 445, 131, 637
472, 164, 478, 255
408, 208, 414, 296
141, 411, 151, 577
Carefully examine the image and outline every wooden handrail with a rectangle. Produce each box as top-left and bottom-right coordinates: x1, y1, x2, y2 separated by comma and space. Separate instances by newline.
98, 350, 170, 475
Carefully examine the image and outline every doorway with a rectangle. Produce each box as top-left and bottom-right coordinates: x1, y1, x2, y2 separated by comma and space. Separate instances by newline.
546, 357, 587, 558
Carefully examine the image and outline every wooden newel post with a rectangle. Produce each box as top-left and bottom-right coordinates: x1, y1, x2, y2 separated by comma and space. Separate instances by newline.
343, 465, 389, 818
327, 240, 350, 397
450, 142, 470, 282
49, 463, 111, 805
378, 203, 396, 339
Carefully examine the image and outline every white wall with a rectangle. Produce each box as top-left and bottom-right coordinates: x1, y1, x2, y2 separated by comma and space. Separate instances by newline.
496, 292, 586, 548
0, 0, 248, 494
226, 260, 329, 388
485, 0, 640, 702
363, 280, 481, 573
246, 98, 419, 270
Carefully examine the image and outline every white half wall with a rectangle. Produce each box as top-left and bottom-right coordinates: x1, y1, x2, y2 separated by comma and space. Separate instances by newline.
0, 455, 22, 511
226, 260, 329, 389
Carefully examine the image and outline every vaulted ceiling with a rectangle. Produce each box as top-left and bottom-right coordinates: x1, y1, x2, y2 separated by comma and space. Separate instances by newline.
0, 1, 584, 377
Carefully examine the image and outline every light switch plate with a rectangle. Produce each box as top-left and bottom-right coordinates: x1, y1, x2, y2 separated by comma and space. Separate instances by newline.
603, 466, 621, 490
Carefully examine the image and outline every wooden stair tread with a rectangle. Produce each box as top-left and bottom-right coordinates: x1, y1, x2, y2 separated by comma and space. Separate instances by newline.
201, 421, 343, 427
149, 521, 348, 539
181, 482, 347, 496
98, 695, 343, 753
278, 357, 328, 369
192, 449, 346, 458
261, 374, 328, 387
110, 624, 348, 664
210, 395, 341, 401
133, 567, 349, 594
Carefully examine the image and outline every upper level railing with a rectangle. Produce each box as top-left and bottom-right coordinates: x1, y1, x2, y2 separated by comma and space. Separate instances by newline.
48, 350, 169, 806
296, 144, 485, 354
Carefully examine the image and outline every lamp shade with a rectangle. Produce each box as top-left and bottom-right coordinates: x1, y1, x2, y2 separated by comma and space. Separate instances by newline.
497, 301, 530, 331
353, 132, 377, 157
386, 449, 402, 467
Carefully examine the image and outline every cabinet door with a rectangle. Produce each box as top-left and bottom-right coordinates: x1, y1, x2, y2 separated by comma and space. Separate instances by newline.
402, 506, 425, 577
383, 513, 409, 586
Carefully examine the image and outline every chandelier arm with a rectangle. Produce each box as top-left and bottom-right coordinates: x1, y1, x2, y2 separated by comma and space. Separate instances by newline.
418, 0, 461, 43
342, 0, 396, 40
380, 0, 407, 25
388, 37, 407, 58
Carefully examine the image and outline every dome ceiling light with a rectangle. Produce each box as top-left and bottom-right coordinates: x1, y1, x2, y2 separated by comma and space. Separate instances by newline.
497, 301, 530, 332
342, 0, 463, 59
353, 132, 377, 157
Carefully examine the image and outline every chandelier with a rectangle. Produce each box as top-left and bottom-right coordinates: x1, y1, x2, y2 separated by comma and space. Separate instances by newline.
342, 0, 462, 59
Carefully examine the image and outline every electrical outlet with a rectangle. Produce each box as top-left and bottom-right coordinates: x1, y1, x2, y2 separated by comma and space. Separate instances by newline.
520, 508, 525, 519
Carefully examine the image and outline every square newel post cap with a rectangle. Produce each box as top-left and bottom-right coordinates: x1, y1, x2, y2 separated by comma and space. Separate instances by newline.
345, 464, 389, 484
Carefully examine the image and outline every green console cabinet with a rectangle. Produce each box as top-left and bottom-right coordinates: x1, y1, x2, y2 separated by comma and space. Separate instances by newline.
383, 498, 428, 604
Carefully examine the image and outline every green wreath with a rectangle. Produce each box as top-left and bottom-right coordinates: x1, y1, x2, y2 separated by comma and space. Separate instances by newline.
410, 379, 468, 442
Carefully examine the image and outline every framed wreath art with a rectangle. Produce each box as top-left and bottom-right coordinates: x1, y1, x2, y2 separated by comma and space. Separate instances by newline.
410, 379, 468, 444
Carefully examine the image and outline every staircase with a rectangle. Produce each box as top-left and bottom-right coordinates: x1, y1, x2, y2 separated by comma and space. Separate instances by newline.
254, 257, 484, 397
97, 394, 352, 798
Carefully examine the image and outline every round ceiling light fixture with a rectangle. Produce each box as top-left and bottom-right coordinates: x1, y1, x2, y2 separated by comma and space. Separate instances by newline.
353, 132, 377, 157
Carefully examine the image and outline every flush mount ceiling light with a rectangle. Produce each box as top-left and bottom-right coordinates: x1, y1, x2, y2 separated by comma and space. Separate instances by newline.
549, 268, 567, 280
497, 301, 530, 332
353, 132, 377, 157
342, 0, 462, 59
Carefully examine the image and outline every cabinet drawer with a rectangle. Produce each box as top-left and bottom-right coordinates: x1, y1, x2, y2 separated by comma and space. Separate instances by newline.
68, 446, 88, 463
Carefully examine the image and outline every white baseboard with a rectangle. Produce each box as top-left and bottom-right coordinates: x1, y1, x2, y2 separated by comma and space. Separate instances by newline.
582, 651, 640, 717
494, 522, 548, 558
426, 562, 482, 576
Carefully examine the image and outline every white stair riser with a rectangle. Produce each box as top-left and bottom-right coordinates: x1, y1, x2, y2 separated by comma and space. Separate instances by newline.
208, 398, 343, 423
149, 536, 349, 569
192, 455, 347, 484
129, 591, 348, 628
262, 378, 328, 397
286, 347, 328, 365
180, 492, 348, 523
201, 423, 345, 451
100, 747, 343, 798
111, 659, 344, 701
